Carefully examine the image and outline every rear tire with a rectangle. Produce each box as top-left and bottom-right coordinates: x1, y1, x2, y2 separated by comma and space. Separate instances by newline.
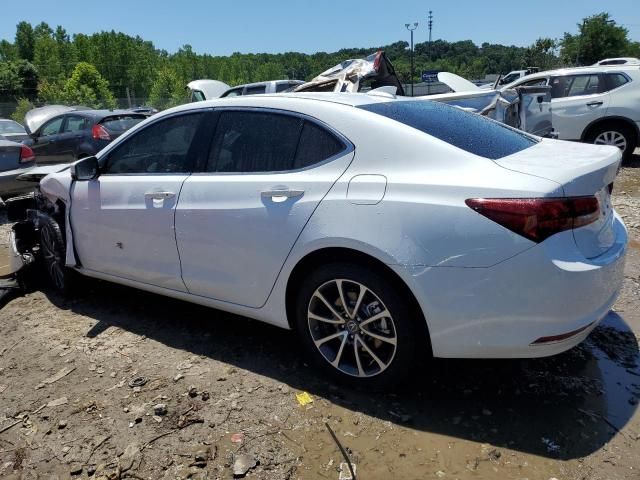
39, 216, 74, 294
586, 122, 637, 161
294, 262, 422, 389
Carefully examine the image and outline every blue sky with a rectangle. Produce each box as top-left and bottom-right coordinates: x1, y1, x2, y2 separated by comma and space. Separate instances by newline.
1, 0, 638, 56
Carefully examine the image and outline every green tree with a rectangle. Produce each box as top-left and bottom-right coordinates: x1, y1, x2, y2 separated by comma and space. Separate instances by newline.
148, 67, 185, 110
524, 38, 561, 71
15, 21, 35, 61
561, 13, 630, 65
59, 62, 116, 108
11, 97, 35, 123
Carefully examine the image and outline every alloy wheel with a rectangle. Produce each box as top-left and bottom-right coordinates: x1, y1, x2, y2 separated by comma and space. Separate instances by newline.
593, 130, 627, 152
40, 225, 65, 290
307, 279, 397, 378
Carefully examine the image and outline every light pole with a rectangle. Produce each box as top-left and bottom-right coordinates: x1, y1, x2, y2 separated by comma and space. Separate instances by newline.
405, 22, 418, 96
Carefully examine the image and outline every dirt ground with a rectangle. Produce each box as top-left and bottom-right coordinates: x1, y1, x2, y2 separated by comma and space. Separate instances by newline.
1, 154, 639, 480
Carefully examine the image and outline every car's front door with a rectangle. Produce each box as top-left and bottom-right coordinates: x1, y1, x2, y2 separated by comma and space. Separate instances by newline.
31, 116, 64, 164
70, 111, 206, 291
550, 74, 610, 140
175, 109, 354, 308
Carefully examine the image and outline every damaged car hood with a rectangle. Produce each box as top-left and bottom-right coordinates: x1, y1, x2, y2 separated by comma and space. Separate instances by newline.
16, 163, 71, 183
295, 51, 405, 96
24, 105, 87, 134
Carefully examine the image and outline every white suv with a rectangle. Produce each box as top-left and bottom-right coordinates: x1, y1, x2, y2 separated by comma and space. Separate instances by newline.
504, 65, 640, 159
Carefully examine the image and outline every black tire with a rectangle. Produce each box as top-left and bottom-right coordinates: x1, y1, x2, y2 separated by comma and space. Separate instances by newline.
294, 262, 424, 389
586, 122, 637, 161
39, 216, 74, 294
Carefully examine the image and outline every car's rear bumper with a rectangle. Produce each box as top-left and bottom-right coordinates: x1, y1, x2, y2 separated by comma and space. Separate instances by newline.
0, 167, 35, 197
397, 212, 627, 358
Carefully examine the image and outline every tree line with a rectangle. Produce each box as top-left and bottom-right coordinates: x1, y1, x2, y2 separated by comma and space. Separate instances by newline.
1, 12, 638, 118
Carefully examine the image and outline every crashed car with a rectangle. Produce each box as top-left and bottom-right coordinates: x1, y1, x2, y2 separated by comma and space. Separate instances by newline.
294, 51, 554, 137
3, 93, 627, 388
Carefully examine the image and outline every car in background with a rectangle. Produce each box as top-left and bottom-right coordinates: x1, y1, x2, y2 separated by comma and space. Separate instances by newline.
0, 138, 35, 197
23, 107, 146, 164
6, 93, 627, 387
220, 80, 304, 98
0, 119, 29, 142
593, 57, 640, 66
187, 80, 231, 102
503, 65, 640, 159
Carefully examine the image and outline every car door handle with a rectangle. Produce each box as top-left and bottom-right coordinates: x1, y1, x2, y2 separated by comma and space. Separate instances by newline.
145, 191, 176, 200
261, 188, 304, 201
586, 101, 603, 107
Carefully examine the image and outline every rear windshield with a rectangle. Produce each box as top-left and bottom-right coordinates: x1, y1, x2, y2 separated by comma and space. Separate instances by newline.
0, 120, 26, 134
358, 101, 537, 159
100, 115, 145, 134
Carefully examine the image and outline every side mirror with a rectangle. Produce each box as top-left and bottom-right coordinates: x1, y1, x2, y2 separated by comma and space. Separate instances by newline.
70, 156, 99, 181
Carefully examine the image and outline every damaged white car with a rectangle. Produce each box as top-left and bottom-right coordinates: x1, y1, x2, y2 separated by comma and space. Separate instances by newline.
4, 93, 626, 387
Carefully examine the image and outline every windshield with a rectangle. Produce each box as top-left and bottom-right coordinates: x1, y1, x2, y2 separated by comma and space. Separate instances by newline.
358, 100, 537, 160
0, 120, 26, 134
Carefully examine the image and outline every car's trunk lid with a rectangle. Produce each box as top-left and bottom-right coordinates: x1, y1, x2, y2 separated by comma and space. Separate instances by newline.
494, 139, 622, 258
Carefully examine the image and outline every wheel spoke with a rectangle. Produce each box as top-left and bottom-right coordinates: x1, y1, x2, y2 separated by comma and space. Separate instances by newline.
336, 280, 349, 317
331, 333, 349, 367
313, 291, 344, 322
359, 309, 391, 328
360, 326, 397, 345
357, 334, 387, 371
308, 311, 344, 325
353, 337, 365, 377
314, 330, 346, 348
351, 284, 367, 320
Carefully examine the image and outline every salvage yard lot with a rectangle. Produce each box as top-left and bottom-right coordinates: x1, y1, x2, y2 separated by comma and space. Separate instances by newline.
0, 156, 639, 480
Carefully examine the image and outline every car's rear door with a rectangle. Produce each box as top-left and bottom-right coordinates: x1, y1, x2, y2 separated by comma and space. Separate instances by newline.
70, 111, 207, 291
550, 74, 610, 140
58, 114, 90, 162
175, 108, 354, 308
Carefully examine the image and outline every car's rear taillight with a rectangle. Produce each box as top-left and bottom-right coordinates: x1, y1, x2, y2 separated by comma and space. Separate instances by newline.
19, 145, 35, 163
465, 196, 600, 242
92, 124, 111, 141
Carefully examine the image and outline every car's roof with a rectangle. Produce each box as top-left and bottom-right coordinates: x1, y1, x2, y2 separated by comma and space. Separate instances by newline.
522, 64, 640, 78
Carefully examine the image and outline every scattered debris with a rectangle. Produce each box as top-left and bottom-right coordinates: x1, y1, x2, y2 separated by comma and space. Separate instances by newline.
231, 433, 244, 444
35, 366, 76, 389
201, 391, 210, 401
296, 391, 313, 406
128, 376, 149, 388
233, 453, 257, 477
46, 396, 68, 408
153, 403, 168, 416
339, 461, 357, 480
58, 420, 67, 430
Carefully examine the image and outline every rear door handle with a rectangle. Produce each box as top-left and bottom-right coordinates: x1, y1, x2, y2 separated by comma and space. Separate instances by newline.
261, 188, 304, 202
586, 101, 603, 107
145, 191, 176, 200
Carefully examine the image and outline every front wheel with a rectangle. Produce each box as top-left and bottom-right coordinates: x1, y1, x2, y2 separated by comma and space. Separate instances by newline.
39, 217, 74, 293
294, 263, 422, 389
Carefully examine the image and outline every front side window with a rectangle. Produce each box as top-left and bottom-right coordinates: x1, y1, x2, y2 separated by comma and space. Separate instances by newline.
358, 100, 536, 160
501, 73, 521, 84
63, 115, 88, 133
244, 85, 267, 95
40, 117, 64, 137
104, 113, 203, 174
519, 78, 548, 87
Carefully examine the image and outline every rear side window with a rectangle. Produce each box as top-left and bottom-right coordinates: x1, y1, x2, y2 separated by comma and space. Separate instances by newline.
105, 113, 203, 174
294, 122, 344, 169
605, 73, 629, 91
358, 101, 536, 160
101, 115, 145, 134
207, 111, 347, 172
63, 115, 88, 133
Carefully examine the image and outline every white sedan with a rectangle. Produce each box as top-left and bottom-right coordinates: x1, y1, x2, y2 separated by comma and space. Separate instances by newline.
8, 92, 627, 387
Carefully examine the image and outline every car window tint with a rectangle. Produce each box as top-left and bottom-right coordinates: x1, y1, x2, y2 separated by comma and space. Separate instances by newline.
222, 88, 243, 98
0, 120, 26, 134
41, 117, 64, 137
605, 73, 629, 90
520, 78, 548, 87
244, 85, 267, 95
191, 90, 206, 102
105, 113, 203, 174
275, 83, 293, 93
549, 76, 570, 98
207, 111, 302, 172
566, 75, 600, 97
294, 122, 345, 169
358, 101, 537, 160
63, 116, 87, 133
101, 115, 145, 134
